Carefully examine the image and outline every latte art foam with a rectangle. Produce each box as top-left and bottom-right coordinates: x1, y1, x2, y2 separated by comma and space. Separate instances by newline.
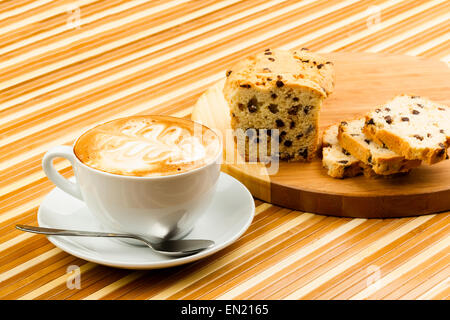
74, 116, 220, 177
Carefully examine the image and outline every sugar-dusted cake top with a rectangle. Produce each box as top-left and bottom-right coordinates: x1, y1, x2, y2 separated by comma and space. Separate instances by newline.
224, 48, 335, 97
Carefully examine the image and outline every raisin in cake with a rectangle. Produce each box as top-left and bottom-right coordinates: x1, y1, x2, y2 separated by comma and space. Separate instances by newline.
363, 95, 450, 164
338, 118, 421, 175
223, 48, 335, 161
322, 124, 371, 178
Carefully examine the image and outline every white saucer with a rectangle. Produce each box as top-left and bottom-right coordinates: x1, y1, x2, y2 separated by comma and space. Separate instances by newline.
37, 172, 255, 269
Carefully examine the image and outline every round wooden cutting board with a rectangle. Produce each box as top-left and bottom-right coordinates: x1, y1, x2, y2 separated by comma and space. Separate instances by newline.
191, 52, 450, 218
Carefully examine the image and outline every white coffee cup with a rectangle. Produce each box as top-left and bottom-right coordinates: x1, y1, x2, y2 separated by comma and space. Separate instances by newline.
42, 121, 222, 240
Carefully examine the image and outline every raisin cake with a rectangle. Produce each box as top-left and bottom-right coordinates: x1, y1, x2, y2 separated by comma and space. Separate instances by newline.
338, 118, 421, 175
364, 95, 450, 165
223, 48, 335, 161
322, 124, 371, 178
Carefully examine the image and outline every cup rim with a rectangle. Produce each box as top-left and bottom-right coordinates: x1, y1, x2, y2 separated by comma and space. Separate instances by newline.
72, 115, 222, 180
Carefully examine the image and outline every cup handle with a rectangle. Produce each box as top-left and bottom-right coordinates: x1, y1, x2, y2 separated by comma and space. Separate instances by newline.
42, 145, 83, 200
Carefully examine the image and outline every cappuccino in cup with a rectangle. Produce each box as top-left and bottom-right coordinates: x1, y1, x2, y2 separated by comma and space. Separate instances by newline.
43, 115, 222, 240
74, 115, 220, 177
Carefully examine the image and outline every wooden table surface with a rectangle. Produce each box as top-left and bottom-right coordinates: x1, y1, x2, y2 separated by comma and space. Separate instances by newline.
0, 0, 449, 300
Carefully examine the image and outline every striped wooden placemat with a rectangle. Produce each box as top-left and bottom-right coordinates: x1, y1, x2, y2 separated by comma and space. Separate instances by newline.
0, 0, 449, 300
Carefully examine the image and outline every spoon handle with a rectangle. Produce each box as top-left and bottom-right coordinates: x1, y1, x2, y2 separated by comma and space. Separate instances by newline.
16, 224, 215, 256
16, 224, 131, 239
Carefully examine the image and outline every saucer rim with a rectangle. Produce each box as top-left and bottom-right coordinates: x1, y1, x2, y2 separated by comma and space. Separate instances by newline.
37, 172, 255, 269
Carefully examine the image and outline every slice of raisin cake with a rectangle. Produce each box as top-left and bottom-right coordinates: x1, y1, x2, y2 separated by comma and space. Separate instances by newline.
364, 95, 450, 164
322, 124, 370, 178
223, 48, 335, 161
338, 118, 421, 175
